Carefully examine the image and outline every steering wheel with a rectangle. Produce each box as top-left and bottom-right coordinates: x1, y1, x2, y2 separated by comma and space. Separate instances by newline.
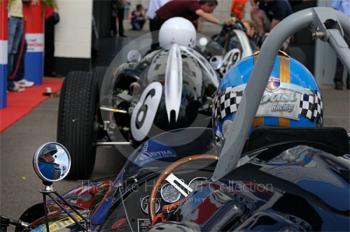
148, 154, 218, 223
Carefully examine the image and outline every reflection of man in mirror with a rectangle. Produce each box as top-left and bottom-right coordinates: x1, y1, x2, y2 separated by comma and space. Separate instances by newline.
38, 144, 61, 180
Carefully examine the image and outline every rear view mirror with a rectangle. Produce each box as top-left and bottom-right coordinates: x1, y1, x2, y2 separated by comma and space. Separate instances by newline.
33, 143, 71, 183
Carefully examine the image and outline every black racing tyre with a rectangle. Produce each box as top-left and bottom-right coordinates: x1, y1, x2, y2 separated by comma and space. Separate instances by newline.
57, 71, 98, 179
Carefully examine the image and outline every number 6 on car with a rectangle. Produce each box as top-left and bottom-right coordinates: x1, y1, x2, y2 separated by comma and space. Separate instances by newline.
131, 82, 163, 141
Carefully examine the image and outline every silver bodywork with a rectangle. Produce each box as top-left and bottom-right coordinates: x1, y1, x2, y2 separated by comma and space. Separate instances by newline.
165, 44, 183, 122
216, 29, 254, 76
100, 41, 219, 143
234, 29, 253, 59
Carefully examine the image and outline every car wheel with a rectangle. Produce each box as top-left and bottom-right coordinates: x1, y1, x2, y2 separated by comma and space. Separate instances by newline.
57, 71, 98, 179
16, 203, 45, 231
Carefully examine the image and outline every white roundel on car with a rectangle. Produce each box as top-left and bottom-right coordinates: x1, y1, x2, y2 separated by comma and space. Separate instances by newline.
131, 82, 163, 141
159, 17, 197, 49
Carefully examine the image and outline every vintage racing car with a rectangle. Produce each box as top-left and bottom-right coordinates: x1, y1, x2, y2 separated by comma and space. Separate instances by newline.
57, 18, 221, 179
2, 7, 350, 232
202, 19, 255, 78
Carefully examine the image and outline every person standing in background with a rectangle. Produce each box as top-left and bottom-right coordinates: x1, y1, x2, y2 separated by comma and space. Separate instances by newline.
231, 0, 247, 20
331, 0, 350, 90
44, 2, 60, 77
151, 0, 233, 49
111, 0, 117, 36
250, 0, 293, 36
147, 0, 171, 50
7, 0, 38, 92
112, 0, 127, 37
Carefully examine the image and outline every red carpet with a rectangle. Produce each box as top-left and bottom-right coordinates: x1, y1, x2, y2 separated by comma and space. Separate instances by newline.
0, 78, 63, 133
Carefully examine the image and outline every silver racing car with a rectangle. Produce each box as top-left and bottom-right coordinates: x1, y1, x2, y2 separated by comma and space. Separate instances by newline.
57, 19, 221, 179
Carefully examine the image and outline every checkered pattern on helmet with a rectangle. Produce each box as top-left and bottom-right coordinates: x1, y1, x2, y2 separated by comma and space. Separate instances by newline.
314, 91, 323, 122
213, 87, 243, 119
214, 88, 323, 122
299, 91, 323, 122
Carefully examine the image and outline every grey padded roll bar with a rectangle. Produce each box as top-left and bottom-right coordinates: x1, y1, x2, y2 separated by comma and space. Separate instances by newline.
212, 7, 350, 180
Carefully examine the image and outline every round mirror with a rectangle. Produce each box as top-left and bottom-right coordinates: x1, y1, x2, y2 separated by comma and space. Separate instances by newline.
33, 143, 71, 183
209, 56, 224, 70
198, 37, 209, 47
127, 49, 142, 63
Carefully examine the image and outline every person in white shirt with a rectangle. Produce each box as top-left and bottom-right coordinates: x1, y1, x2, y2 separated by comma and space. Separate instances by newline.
147, 0, 170, 19
147, 0, 171, 50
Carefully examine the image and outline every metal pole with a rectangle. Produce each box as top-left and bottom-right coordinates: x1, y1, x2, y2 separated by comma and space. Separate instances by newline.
96, 141, 132, 146
47, 193, 87, 231
42, 193, 50, 232
327, 29, 350, 72
53, 191, 89, 224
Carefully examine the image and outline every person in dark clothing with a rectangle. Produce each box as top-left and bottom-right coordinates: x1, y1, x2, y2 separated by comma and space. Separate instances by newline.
111, 0, 117, 36
250, 0, 293, 36
150, 0, 232, 50
147, 0, 170, 50
112, 0, 127, 37
44, 5, 60, 77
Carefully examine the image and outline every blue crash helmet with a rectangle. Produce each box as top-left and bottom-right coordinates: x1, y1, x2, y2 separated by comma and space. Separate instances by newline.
213, 53, 323, 147
41, 143, 58, 156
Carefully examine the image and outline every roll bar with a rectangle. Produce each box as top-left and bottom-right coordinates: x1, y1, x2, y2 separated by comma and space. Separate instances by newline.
212, 7, 350, 180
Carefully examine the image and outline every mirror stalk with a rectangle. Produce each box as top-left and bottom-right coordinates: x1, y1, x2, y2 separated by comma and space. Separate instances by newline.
40, 185, 89, 232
